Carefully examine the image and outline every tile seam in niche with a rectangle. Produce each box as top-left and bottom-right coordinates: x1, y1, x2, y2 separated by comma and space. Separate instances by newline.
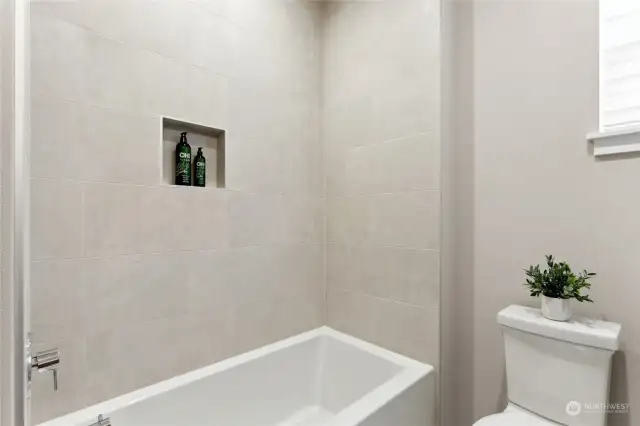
35, 15, 232, 79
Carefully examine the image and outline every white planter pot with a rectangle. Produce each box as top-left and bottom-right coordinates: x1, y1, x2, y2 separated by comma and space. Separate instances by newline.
541, 296, 571, 321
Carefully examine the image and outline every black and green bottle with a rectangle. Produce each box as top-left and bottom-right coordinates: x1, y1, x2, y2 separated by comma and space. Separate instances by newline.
193, 147, 206, 187
175, 132, 191, 186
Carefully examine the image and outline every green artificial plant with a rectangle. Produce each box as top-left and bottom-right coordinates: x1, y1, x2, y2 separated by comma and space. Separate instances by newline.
524, 255, 595, 302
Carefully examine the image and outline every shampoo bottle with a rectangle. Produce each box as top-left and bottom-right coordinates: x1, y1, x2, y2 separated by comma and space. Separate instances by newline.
175, 132, 191, 186
194, 147, 206, 187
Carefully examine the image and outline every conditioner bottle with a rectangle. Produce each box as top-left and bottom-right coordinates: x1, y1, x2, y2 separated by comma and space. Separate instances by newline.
194, 147, 206, 187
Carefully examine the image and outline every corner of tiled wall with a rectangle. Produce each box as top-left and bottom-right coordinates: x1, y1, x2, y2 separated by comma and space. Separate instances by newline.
322, 0, 442, 368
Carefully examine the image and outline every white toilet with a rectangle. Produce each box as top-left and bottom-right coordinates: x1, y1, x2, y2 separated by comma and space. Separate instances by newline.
474, 305, 622, 426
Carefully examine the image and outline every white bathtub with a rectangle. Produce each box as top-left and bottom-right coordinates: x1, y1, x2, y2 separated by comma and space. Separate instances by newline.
39, 327, 436, 426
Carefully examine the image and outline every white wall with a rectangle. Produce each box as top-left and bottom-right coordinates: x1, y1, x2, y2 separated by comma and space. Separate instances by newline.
444, 1, 639, 425
29, 0, 324, 421
323, 0, 441, 366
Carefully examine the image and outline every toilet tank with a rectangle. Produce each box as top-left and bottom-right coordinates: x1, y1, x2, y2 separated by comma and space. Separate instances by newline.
498, 305, 621, 426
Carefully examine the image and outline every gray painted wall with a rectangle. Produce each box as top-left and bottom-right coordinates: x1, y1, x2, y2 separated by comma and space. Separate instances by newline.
443, 1, 639, 425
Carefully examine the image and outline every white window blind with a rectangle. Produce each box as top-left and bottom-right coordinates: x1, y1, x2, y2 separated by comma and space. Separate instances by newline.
600, 0, 640, 131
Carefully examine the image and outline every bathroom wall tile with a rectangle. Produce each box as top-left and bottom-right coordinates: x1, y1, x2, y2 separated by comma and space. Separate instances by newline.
175, 188, 230, 251
372, 301, 440, 366
187, 247, 274, 310
324, 97, 375, 150
327, 244, 440, 308
228, 192, 282, 247
368, 191, 440, 249
187, 0, 229, 18
31, 179, 84, 261
84, 309, 232, 405
326, 197, 367, 245
32, 14, 229, 127
326, 288, 379, 345
325, 147, 349, 197
31, 14, 85, 102
345, 132, 441, 195
187, 243, 323, 316
228, 193, 322, 247
224, 133, 288, 194
328, 192, 440, 249
327, 288, 439, 365
230, 289, 322, 356
372, 76, 440, 143
31, 338, 88, 423
87, 253, 190, 333
33, 0, 233, 76
31, 258, 99, 343
83, 184, 228, 256
31, 96, 159, 184
32, 253, 189, 341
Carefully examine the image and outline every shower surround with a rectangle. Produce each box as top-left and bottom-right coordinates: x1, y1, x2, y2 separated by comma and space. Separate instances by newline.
29, 0, 441, 422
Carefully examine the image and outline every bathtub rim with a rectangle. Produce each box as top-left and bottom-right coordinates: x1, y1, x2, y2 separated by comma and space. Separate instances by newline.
37, 326, 434, 426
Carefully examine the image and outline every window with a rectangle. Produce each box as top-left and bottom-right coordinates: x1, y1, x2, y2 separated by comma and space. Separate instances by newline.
590, 0, 640, 155
599, 0, 640, 131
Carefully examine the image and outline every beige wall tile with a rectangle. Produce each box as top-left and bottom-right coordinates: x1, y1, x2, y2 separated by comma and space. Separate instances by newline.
83, 184, 228, 255
84, 309, 232, 405
327, 288, 439, 365
326, 288, 379, 346
87, 253, 190, 333
187, 0, 229, 18
32, 13, 229, 127
345, 132, 441, 195
327, 244, 440, 309
230, 289, 322, 356
324, 0, 441, 394
368, 191, 440, 249
229, 193, 322, 247
31, 96, 160, 184
31, 179, 84, 260
32, 258, 98, 342
31, 338, 88, 423
373, 300, 440, 366
327, 192, 440, 249
31, 14, 85, 102
32, 0, 233, 76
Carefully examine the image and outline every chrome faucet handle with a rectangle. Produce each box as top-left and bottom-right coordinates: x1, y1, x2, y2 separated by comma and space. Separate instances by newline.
30, 348, 60, 391
89, 415, 111, 426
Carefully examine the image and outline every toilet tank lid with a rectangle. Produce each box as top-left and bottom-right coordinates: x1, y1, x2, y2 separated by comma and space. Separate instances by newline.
497, 305, 621, 351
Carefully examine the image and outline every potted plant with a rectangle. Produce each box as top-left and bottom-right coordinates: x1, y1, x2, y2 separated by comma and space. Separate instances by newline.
524, 255, 595, 321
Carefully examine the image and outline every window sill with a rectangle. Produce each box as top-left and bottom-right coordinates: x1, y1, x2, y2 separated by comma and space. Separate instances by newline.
587, 126, 640, 157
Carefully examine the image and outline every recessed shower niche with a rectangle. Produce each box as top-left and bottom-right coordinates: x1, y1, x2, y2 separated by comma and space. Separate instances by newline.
162, 116, 226, 188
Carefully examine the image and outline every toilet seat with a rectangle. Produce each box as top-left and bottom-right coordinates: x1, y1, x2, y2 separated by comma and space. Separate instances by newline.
473, 407, 560, 426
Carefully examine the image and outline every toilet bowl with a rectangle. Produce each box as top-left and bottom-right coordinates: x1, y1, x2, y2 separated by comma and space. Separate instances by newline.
473, 305, 621, 426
